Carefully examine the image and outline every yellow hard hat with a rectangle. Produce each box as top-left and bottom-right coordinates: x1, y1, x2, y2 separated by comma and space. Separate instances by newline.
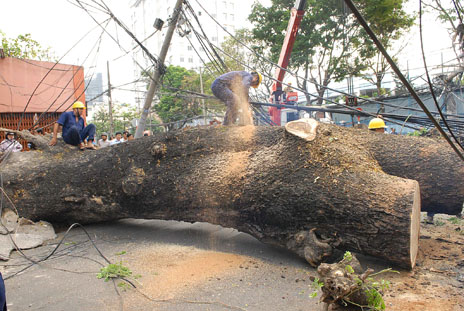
251, 72, 262, 88
368, 118, 386, 129
72, 101, 86, 109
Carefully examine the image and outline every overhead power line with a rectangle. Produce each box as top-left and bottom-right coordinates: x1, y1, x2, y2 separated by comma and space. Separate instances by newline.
343, 0, 464, 161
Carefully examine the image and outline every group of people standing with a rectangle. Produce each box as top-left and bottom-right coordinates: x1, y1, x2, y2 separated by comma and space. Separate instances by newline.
97, 131, 134, 148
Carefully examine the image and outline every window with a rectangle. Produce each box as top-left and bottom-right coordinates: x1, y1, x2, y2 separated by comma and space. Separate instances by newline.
212, 36, 217, 42
180, 56, 185, 62
187, 45, 193, 51
230, 14, 234, 21
188, 57, 193, 63
223, 13, 227, 20
223, 1, 227, 8
230, 2, 234, 9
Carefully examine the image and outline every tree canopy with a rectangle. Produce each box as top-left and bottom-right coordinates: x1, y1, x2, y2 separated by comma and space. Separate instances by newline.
354, 0, 414, 94
92, 103, 142, 136
1, 31, 54, 60
248, 0, 414, 103
155, 65, 203, 130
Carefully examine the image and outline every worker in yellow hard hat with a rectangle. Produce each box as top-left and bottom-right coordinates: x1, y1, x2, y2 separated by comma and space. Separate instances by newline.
368, 117, 387, 133
211, 71, 262, 125
49, 101, 97, 150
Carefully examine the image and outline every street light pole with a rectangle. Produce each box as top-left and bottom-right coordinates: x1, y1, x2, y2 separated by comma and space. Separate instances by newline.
134, 0, 184, 138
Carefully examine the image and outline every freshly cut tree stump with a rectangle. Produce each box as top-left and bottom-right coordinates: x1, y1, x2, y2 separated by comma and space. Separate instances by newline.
2, 122, 421, 268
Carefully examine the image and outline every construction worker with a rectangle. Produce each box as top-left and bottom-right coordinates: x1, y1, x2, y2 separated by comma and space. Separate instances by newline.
49, 101, 96, 150
211, 71, 262, 125
368, 117, 387, 133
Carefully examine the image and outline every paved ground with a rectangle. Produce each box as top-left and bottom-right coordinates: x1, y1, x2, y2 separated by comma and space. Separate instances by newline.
4, 215, 463, 311
1, 219, 322, 311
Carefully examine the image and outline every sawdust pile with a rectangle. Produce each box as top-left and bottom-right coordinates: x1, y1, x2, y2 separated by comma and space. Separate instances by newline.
121, 244, 250, 308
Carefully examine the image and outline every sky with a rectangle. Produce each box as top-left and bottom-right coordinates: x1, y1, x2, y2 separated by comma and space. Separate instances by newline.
0, 0, 458, 105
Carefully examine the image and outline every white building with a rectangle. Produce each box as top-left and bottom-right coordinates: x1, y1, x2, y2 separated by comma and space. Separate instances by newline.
130, 0, 249, 69
128, 0, 252, 109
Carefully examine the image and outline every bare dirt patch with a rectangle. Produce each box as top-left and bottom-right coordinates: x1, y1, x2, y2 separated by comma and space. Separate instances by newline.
383, 214, 464, 311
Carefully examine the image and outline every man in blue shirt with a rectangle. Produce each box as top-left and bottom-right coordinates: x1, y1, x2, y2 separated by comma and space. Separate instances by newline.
0, 272, 6, 311
211, 71, 262, 125
49, 101, 96, 150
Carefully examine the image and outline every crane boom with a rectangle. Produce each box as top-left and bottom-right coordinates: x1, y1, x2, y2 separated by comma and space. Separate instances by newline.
269, 0, 306, 126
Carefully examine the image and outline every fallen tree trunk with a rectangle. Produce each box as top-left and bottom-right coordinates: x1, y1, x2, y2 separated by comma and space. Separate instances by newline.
363, 132, 464, 216
2, 122, 420, 268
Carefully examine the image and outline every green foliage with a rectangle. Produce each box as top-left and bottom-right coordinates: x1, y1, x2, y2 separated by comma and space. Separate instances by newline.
422, 1, 461, 31
310, 252, 397, 311
1, 30, 54, 60
353, 0, 414, 93
154, 65, 204, 130
365, 287, 386, 310
92, 103, 144, 135
310, 277, 324, 298
407, 127, 429, 136
345, 264, 355, 274
248, 0, 414, 101
249, 0, 366, 103
343, 251, 353, 262
115, 251, 127, 255
448, 217, 461, 224
434, 220, 445, 226
97, 262, 133, 282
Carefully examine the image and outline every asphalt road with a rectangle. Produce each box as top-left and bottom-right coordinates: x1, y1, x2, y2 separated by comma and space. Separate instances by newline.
2, 219, 322, 311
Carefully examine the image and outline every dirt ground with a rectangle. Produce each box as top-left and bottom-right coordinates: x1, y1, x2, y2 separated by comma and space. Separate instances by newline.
382, 213, 464, 311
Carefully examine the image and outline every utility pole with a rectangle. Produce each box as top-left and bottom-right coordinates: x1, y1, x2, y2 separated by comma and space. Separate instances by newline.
199, 67, 206, 125
107, 61, 114, 137
135, 0, 184, 138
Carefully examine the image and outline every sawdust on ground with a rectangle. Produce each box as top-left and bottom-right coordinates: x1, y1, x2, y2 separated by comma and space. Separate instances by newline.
110, 213, 464, 311
121, 244, 250, 308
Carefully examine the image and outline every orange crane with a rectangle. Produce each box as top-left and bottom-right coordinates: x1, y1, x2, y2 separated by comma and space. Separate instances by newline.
269, 0, 306, 126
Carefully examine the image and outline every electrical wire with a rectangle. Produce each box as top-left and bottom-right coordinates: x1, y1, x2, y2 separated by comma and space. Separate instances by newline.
74, 0, 159, 83
453, 0, 464, 25
29, 19, 110, 131
343, 0, 464, 161
189, 0, 464, 131
419, 0, 464, 150
183, 1, 228, 71
112, 30, 159, 62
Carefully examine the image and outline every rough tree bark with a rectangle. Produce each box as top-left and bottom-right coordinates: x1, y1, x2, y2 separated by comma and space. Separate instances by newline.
1, 121, 422, 268
363, 132, 464, 216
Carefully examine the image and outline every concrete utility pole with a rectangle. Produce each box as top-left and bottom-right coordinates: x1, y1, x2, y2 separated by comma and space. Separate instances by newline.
107, 61, 114, 137
199, 67, 206, 125
134, 0, 184, 138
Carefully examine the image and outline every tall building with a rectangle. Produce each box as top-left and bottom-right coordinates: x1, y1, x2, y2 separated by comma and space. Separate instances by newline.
130, 0, 249, 70
85, 72, 103, 119
128, 0, 252, 110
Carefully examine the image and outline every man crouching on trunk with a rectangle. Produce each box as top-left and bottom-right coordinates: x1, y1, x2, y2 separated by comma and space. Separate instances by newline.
211, 71, 262, 125
49, 101, 96, 150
